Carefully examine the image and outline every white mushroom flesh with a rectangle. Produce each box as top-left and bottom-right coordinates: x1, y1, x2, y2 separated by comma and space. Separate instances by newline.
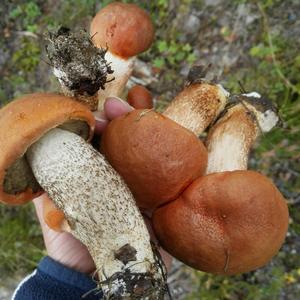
97, 52, 134, 110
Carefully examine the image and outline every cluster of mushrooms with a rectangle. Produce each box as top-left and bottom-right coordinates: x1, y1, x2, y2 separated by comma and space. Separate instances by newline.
0, 2, 289, 300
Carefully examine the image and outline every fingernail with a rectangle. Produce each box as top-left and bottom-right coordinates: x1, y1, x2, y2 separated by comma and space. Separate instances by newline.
106, 97, 134, 109
93, 111, 107, 123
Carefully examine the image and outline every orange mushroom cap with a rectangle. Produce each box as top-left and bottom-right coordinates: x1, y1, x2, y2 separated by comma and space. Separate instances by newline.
90, 2, 154, 58
101, 109, 208, 209
152, 171, 289, 275
127, 85, 153, 109
0, 93, 95, 205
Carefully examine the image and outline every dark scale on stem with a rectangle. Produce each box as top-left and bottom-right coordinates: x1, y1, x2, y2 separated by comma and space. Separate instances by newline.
83, 243, 169, 300
45, 27, 114, 96
114, 244, 137, 265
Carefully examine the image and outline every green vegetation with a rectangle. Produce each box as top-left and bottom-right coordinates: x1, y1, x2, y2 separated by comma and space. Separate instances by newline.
12, 38, 41, 72
0, 0, 299, 298
0, 205, 44, 276
187, 265, 300, 300
9, 2, 41, 33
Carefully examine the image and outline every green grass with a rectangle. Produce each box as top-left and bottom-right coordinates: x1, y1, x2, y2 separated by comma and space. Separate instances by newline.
0, 205, 44, 277
187, 267, 286, 300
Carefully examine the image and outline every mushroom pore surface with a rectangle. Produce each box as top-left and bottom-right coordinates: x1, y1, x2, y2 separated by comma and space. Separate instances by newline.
0, 93, 166, 297
3, 120, 90, 196
0, 93, 95, 205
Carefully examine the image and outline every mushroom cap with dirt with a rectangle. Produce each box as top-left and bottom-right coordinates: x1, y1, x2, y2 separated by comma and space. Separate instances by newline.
0, 93, 166, 298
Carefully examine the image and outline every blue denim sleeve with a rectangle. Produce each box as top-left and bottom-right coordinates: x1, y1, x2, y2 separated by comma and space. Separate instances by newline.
12, 256, 102, 300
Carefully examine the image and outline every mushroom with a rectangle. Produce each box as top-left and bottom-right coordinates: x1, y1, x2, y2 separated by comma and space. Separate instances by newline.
127, 85, 154, 109
0, 93, 166, 298
46, 27, 114, 111
152, 93, 289, 275
90, 2, 155, 109
101, 75, 229, 209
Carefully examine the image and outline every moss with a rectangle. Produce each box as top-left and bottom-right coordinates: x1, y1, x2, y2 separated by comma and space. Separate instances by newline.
8, 1, 42, 33
12, 38, 41, 73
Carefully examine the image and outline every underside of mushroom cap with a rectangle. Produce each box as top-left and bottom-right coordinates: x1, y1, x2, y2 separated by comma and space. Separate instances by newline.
90, 2, 154, 58
0, 93, 95, 205
101, 109, 208, 209
152, 170, 289, 275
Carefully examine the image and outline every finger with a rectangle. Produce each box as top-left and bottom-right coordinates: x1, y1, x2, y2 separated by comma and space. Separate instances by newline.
33, 194, 69, 232
33, 194, 48, 228
33, 194, 58, 241
93, 110, 109, 135
42, 196, 70, 232
104, 97, 134, 120
34, 195, 96, 274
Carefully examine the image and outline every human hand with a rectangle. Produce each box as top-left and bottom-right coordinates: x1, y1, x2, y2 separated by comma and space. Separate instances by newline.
33, 97, 172, 274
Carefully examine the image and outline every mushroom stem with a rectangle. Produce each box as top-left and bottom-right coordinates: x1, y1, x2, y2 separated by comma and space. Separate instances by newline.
206, 93, 279, 173
46, 28, 113, 111
97, 52, 134, 110
27, 128, 165, 298
163, 81, 229, 136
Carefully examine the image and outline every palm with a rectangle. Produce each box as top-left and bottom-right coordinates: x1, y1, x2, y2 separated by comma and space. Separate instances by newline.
34, 195, 95, 274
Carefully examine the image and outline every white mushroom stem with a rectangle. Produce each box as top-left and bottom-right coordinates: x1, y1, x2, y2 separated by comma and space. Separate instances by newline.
163, 82, 229, 136
97, 52, 134, 110
27, 128, 165, 298
206, 94, 279, 174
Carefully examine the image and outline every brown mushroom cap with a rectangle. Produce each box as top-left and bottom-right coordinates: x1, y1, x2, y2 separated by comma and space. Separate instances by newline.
101, 109, 208, 209
90, 2, 154, 58
127, 85, 153, 109
0, 93, 95, 205
152, 170, 289, 275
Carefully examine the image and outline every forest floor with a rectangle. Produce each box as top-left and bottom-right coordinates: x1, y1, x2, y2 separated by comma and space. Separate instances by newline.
0, 0, 299, 299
